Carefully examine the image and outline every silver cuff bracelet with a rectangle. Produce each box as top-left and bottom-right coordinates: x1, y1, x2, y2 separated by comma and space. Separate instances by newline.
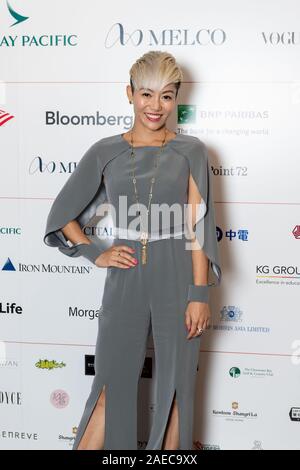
75, 242, 103, 264
188, 284, 209, 303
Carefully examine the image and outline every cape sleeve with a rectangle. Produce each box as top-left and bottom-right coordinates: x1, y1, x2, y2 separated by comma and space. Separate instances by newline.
43, 140, 108, 265
185, 137, 222, 303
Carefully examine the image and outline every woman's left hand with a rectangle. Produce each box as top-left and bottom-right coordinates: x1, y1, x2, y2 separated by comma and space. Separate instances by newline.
185, 302, 211, 339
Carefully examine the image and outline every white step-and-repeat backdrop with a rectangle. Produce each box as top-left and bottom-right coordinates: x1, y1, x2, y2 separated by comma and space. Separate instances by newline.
1, 0, 299, 450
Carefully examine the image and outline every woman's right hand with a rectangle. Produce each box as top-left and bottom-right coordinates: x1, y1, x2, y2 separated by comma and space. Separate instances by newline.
95, 245, 138, 269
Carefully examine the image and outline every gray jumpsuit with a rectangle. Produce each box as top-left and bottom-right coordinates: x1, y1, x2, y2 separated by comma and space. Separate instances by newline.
43, 132, 222, 450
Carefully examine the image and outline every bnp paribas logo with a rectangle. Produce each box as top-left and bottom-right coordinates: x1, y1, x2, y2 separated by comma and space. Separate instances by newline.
5, 1, 29, 27
177, 105, 196, 124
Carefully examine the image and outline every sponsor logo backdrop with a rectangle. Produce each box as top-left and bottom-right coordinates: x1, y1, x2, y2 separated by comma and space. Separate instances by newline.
1, 0, 299, 450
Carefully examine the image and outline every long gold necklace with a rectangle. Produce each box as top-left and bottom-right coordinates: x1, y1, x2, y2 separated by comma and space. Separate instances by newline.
129, 127, 168, 264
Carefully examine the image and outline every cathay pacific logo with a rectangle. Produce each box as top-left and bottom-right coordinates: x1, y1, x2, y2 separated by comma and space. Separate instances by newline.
0, 2, 78, 48
6, 1, 29, 27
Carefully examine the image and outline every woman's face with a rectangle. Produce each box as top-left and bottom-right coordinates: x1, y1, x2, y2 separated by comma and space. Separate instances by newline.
127, 83, 177, 130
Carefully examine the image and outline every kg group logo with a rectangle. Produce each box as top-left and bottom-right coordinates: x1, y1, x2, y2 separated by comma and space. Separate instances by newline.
0, 1, 78, 47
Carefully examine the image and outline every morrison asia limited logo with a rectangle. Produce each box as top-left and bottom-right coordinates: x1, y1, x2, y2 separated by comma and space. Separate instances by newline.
0, 1, 78, 47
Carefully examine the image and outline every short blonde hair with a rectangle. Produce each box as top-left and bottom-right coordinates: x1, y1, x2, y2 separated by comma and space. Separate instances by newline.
129, 50, 183, 98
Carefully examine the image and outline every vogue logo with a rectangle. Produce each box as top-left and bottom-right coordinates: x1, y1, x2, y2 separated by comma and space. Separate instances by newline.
262, 32, 300, 45
105, 23, 226, 48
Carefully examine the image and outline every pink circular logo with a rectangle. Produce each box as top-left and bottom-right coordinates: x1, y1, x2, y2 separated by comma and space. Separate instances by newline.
50, 389, 69, 409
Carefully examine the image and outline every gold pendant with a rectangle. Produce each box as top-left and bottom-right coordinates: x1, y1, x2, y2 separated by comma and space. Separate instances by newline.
140, 232, 148, 265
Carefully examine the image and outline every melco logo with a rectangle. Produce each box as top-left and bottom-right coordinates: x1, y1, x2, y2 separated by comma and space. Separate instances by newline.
104, 23, 226, 48
29, 157, 76, 175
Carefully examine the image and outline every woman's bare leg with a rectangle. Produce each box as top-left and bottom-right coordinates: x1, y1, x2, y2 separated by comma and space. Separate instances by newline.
76, 386, 179, 450
161, 397, 179, 450
77, 386, 106, 450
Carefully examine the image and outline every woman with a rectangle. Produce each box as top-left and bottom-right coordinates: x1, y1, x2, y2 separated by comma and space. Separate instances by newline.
43, 50, 221, 450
